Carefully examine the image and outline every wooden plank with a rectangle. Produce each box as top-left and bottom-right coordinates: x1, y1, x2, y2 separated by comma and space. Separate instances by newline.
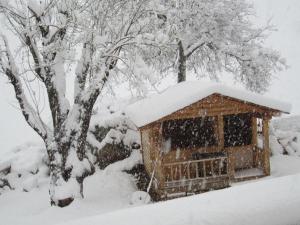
203, 162, 206, 177
154, 94, 279, 124
164, 156, 228, 166
252, 117, 259, 168
262, 118, 270, 176
178, 164, 182, 180
227, 149, 235, 179
187, 163, 191, 179
195, 163, 199, 178
252, 117, 257, 146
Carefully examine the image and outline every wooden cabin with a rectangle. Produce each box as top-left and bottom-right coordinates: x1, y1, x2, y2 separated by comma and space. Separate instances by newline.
126, 81, 291, 200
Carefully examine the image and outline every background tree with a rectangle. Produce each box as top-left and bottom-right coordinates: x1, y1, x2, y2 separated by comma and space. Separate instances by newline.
0, 0, 159, 207
143, 0, 285, 92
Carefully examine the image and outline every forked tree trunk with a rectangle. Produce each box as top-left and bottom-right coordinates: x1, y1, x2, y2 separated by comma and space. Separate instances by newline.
47, 129, 95, 207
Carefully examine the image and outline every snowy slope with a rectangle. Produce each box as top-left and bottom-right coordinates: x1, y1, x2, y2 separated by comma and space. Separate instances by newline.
0, 154, 299, 225
1, 116, 300, 225
0, 169, 137, 225
126, 81, 291, 127
57, 173, 300, 225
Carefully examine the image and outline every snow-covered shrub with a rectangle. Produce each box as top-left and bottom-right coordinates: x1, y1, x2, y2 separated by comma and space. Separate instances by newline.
0, 143, 49, 194
0, 100, 143, 195
87, 101, 141, 169
271, 116, 300, 156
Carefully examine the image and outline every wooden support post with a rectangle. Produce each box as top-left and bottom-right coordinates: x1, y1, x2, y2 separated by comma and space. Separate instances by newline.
155, 122, 166, 189
195, 163, 199, 178
217, 115, 224, 150
252, 117, 257, 146
252, 117, 259, 167
218, 159, 222, 176
178, 164, 182, 180
262, 117, 271, 176
227, 149, 235, 179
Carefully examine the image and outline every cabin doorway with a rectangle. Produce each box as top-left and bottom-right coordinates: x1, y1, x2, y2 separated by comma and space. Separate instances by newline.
223, 113, 253, 170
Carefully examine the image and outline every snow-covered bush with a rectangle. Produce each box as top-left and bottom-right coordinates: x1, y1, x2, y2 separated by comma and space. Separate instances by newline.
87, 101, 141, 169
270, 116, 300, 156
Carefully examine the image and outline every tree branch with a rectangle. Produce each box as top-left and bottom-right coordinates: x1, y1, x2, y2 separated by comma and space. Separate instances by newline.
0, 35, 50, 141
74, 42, 91, 104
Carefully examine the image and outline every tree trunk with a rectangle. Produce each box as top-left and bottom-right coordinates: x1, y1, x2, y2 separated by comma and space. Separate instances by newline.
47, 133, 95, 207
177, 40, 187, 83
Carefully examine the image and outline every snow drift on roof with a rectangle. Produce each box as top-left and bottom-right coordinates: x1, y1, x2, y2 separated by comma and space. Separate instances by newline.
125, 81, 292, 127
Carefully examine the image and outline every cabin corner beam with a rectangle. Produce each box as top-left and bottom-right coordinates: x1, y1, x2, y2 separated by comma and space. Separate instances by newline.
262, 117, 271, 176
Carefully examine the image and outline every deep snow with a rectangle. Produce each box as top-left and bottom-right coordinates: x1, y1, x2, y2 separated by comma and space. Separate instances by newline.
126, 81, 291, 127
0, 154, 299, 225
1, 115, 300, 225
57, 173, 300, 225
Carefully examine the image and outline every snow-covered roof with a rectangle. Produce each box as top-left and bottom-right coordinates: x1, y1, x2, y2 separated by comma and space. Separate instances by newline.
125, 81, 292, 128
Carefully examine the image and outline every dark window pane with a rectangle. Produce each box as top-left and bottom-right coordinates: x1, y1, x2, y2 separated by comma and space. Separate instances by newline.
224, 113, 252, 147
162, 117, 217, 149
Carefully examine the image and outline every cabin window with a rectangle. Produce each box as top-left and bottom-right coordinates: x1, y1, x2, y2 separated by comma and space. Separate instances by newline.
224, 113, 252, 147
162, 117, 217, 149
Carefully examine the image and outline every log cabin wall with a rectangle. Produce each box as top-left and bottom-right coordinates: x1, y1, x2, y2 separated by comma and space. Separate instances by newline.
141, 123, 166, 189
140, 127, 152, 175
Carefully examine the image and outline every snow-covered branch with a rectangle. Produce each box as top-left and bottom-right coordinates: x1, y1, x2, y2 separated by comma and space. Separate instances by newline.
0, 35, 51, 141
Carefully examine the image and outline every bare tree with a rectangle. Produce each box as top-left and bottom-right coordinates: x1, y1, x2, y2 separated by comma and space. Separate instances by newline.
0, 0, 158, 207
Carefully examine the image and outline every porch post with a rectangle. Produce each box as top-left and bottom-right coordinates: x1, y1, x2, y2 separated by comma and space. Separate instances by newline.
218, 115, 234, 178
156, 122, 165, 189
252, 117, 259, 167
217, 115, 224, 149
262, 117, 271, 176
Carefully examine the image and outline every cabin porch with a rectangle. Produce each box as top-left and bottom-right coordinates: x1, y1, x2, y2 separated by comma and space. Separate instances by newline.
149, 113, 272, 199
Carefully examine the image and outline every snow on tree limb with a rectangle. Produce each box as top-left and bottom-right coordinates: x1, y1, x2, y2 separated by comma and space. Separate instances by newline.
142, 0, 286, 91
0, 35, 51, 140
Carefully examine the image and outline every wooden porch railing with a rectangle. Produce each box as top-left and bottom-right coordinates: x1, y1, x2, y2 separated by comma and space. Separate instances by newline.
163, 156, 228, 183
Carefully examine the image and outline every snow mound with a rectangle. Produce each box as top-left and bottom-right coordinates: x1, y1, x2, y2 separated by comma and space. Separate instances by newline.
130, 191, 151, 205
0, 143, 48, 194
271, 116, 300, 156
57, 173, 300, 225
126, 81, 291, 127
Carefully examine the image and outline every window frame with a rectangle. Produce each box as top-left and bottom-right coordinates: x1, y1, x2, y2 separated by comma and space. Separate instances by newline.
162, 116, 218, 150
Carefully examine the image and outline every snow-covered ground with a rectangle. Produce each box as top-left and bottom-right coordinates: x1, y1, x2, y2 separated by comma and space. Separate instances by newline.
0, 154, 299, 225
58, 173, 300, 225
1, 116, 300, 225
0, 169, 136, 225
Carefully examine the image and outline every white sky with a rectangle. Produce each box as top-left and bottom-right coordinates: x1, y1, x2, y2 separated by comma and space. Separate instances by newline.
0, 0, 300, 154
